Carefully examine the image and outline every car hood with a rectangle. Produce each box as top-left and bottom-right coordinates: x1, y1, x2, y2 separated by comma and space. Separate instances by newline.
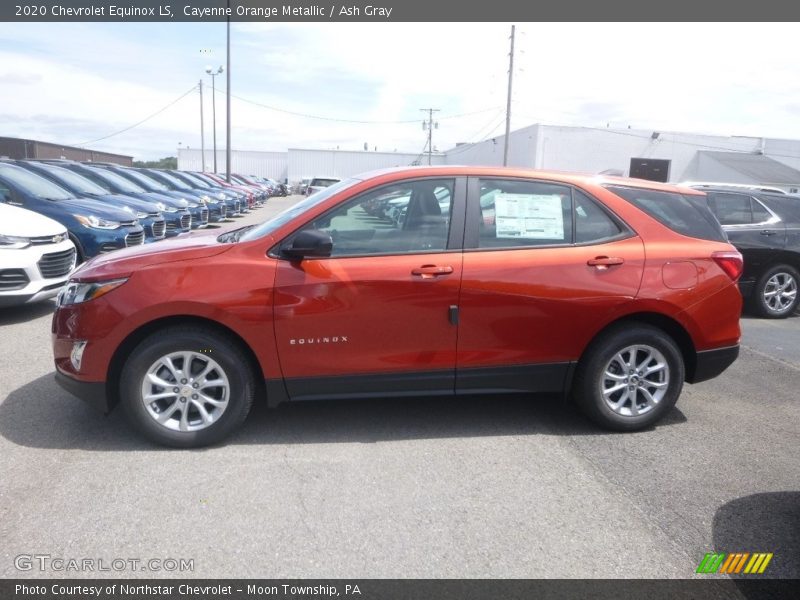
58, 196, 140, 221
158, 190, 201, 206
139, 192, 190, 209
0, 203, 66, 237
72, 230, 231, 280
90, 193, 161, 214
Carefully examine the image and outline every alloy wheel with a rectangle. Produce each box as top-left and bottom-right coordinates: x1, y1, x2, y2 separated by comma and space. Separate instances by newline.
601, 345, 670, 417
140, 351, 230, 432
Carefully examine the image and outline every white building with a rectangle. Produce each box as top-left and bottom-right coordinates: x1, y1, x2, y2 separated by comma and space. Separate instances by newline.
177, 124, 800, 192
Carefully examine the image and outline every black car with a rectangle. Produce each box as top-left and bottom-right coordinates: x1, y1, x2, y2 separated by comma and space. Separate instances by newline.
698, 186, 800, 318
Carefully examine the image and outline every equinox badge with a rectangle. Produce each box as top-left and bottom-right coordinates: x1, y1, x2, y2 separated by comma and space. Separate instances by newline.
290, 336, 349, 345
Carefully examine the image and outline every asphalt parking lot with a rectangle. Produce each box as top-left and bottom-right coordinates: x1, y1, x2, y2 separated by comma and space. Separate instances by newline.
0, 196, 798, 580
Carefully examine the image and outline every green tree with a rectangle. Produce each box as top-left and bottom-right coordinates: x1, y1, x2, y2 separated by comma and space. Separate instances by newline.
133, 156, 177, 169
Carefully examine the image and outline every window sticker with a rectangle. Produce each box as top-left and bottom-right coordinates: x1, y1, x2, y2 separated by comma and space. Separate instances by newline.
494, 194, 565, 239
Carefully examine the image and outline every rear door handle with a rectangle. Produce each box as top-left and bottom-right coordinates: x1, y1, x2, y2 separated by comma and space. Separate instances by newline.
760, 230, 777, 236
411, 265, 454, 279
587, 256, 624, 269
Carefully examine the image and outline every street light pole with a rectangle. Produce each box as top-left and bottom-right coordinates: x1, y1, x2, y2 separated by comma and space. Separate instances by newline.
205, 65, 224, 173
226, 8, 232, 183
199, 79, 206, 172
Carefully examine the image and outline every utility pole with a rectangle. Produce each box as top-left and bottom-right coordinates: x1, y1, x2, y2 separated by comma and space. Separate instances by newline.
199, 80, 206, 172
420, 108, 440, 166
226, 2, 232, 183
503, 24, 515, 167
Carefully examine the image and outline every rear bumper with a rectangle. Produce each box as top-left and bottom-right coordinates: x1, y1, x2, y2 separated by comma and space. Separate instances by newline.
55, 370, 109, 413
738, 279, 755, 299
687, 345, 739, 384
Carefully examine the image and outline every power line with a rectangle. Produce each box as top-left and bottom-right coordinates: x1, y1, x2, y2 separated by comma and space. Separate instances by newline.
73, 84, 198, 147
212, 86, 499, 124
445, 113, 509, 157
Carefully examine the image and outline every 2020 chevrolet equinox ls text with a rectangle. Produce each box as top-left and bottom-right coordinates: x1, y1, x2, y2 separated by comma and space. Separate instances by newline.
52, 167, 743, 447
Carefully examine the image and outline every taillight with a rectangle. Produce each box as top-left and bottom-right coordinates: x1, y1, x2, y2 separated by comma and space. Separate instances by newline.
712, 251, 744, 281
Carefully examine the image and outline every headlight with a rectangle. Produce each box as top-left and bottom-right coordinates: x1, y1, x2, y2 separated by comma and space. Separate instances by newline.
216, 193, 227, 200
73, 215, 122, 230
136, 211, 148, 218
0, 234, 32, 249
58, 278, 128, 306
199, 195, 211, 203
157, 202, 178, 213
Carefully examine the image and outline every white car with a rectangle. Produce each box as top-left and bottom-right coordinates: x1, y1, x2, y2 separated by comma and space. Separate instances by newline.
305, 176, 341, 196
0, 203, 76, 307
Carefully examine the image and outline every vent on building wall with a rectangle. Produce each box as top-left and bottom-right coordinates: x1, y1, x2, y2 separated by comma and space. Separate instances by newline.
629, 158, 671, 183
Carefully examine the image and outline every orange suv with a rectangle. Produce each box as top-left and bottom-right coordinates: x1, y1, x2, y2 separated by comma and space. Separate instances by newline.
52, 167, 743, 447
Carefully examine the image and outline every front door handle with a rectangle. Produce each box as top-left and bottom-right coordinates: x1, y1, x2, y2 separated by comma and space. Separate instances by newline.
760, 230, 777, 236
411, 265, 454, 279
587, 256, 624, 270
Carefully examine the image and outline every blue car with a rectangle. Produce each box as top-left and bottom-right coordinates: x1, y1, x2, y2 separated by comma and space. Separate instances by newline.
0, 162, 144, 262
138, 168, 227, 223
90, 165, 209, 229
45, 162, 193, 237
167, 170, 244, 216
13, 161, 166, 243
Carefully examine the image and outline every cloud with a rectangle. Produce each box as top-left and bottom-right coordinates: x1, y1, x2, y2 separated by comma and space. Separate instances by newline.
1, 22, 800, 159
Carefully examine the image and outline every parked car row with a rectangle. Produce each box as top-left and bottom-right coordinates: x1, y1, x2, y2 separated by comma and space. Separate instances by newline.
0, 160, 276, 306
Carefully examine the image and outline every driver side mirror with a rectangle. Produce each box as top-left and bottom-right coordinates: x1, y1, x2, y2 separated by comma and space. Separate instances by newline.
282, 229, 333, 259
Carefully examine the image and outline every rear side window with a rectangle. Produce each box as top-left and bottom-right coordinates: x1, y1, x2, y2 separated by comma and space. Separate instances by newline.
606, 185, 726, 242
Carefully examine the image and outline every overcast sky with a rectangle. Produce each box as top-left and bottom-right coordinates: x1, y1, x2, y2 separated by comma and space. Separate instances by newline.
1, 22, 799, 161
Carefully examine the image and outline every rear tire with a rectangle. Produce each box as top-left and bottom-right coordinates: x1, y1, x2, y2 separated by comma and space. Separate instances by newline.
573, 324, 684, 431
751, 264, 799, 319
120, 326, 254, 447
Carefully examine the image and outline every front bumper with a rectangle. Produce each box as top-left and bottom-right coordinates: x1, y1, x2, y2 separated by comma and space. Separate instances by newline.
0, 240, 76, 306
55, 370, 109, 413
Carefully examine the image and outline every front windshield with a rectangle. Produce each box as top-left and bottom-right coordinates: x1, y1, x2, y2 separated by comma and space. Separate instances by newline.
36, 164, 109, 196
86, 167, 146, 194
118, 169, 169, 191
0, 166, 74, 200
175, 172, 210, 188
237, 178, 360, 242
193, 173, 218, 186
148, 170, 185, 188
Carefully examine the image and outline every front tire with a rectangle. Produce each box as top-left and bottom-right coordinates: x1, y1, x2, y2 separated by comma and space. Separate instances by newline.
751, 264, 799, 319
120, 326, 255, 447
573, 324, 684, 431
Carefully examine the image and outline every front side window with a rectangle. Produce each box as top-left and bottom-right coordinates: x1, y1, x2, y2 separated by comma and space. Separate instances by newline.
304, 179, 454, 257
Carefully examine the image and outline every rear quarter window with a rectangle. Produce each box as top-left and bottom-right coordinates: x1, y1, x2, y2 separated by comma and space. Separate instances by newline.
605, 185, 727, 242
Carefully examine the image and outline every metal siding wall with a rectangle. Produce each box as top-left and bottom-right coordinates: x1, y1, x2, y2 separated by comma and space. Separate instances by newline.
286, 149, 445, 186
178, 149, 288, 181
444, 124, 539, 167
443, 124, 773, 183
